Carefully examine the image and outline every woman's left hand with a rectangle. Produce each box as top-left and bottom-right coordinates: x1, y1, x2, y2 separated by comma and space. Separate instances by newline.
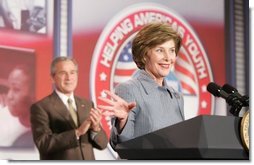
97, 90, 136, 128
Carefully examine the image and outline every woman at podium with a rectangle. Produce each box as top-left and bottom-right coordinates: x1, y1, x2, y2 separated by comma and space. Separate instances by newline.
98, 22, 185, 149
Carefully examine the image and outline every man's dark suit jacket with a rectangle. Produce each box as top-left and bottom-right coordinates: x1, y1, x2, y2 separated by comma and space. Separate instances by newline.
30, 92, 108, 160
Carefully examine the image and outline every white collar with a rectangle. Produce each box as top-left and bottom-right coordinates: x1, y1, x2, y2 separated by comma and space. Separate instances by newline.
55, 89, 76, 110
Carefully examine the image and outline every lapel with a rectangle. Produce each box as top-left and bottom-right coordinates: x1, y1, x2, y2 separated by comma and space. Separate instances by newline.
166, 86, 185, 120
136, 70, 185, 120
136, 70, 158, 95
75, 96, 91, 126
50, 92, 76, 128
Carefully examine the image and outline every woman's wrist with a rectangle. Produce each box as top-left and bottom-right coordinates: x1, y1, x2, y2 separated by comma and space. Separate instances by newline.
91, 126, 101, 132
118, 116, 128, 131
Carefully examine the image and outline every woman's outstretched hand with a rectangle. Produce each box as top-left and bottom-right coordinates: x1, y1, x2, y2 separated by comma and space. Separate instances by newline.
97, 90, 136, 130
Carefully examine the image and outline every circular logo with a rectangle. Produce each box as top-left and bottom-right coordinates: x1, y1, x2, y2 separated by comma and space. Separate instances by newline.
240, 110, 249, 151
90, 2, 214, 151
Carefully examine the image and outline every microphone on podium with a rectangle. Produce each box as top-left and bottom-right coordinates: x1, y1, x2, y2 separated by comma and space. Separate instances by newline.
222, 83, 249, 107
207, 82, 229, 98
207, 82, 244, 116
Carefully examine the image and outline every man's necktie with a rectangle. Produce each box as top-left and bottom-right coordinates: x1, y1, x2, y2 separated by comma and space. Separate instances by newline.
67, 98, 78, 126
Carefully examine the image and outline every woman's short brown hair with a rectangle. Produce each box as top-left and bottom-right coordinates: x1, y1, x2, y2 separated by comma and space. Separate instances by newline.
132, 22, 182, 69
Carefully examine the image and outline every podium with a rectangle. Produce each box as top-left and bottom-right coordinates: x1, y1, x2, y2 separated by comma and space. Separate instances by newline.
115, 115, 249, 159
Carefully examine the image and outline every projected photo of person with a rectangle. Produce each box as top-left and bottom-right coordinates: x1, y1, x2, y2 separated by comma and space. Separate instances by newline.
0, 46, 35, 148
0, 0, 46, 34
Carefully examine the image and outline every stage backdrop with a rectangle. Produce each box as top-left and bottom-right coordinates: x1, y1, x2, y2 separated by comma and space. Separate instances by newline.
0, 0, 229, 160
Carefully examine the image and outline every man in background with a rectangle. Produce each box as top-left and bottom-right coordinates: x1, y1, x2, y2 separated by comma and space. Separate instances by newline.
30, 56, 108, 160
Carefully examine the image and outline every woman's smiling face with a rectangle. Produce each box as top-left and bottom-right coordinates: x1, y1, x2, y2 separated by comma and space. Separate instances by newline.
144, 39, 177, 84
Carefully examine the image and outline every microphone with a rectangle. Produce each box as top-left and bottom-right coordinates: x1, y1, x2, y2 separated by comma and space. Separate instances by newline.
207, 82, 243, 116
207, 82, 229, 99
222, 83, 249, 107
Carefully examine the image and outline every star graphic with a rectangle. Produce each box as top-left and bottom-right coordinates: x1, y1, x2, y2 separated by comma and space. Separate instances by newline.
100, 90, 107, 98
128, 47, 132, 54
201, 100, 207, 108
202, 85, 207, 92
100, 72, 107, 81
123, 54, 129, 61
